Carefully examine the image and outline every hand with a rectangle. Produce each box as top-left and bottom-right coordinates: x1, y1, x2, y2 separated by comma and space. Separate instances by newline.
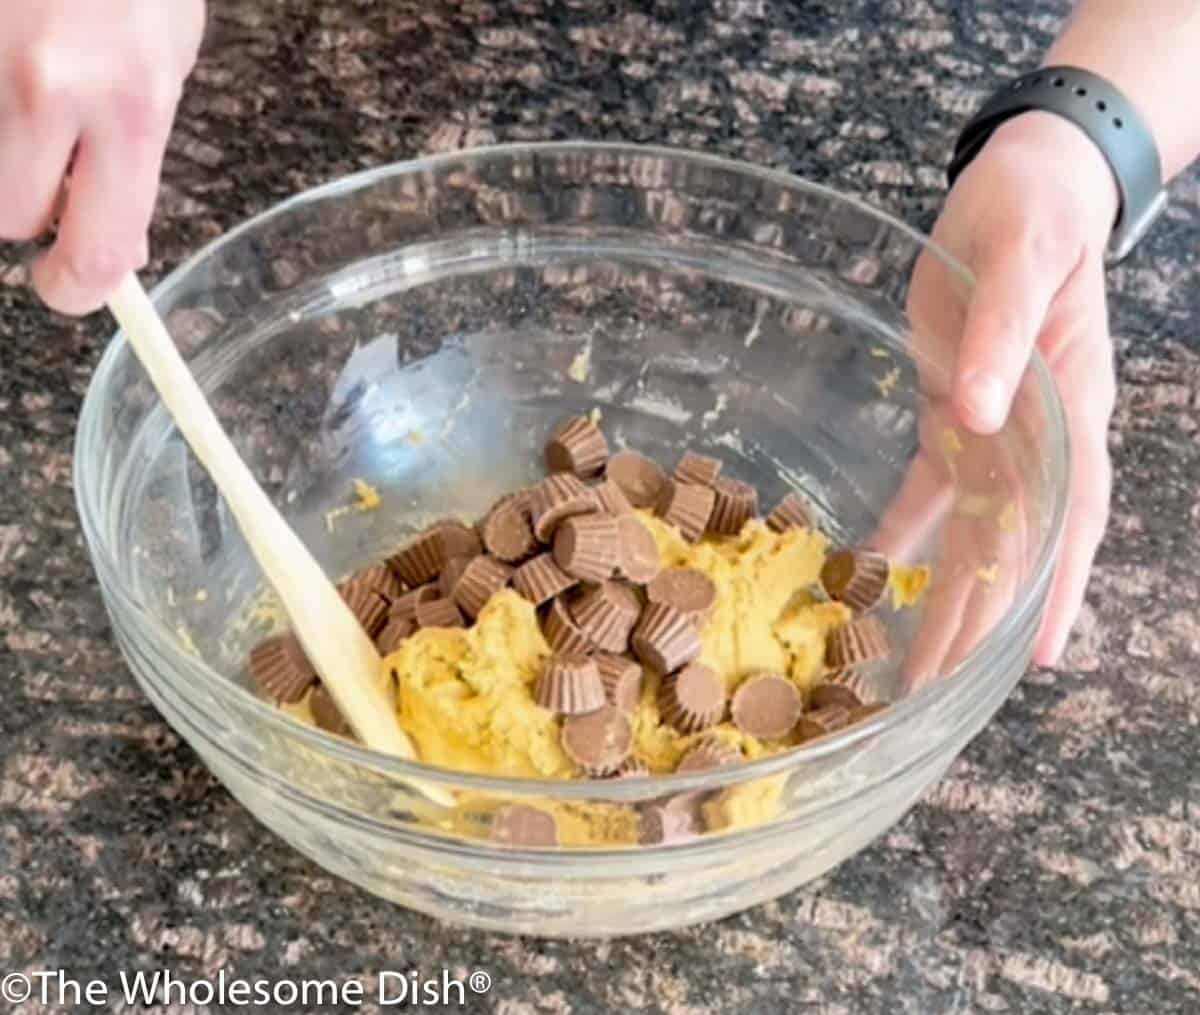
0, 0, 205, 314
878, 112, 1119, 677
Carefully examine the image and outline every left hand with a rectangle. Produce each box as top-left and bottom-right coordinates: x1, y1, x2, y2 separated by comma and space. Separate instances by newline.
876, 111, 1119, 675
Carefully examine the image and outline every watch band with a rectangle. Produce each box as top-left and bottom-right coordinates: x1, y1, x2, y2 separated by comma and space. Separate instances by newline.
948, 66, 1167, 265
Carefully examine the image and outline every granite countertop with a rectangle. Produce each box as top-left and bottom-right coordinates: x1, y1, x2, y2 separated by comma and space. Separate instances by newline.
2, 1, 1198, 1012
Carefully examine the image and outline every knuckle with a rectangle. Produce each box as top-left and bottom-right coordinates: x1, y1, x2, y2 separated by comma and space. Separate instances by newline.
63, 244, 131, 288
11, 42, 69, 115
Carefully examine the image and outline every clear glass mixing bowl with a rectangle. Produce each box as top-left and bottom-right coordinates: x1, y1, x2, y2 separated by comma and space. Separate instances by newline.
75, 143, 1067, 937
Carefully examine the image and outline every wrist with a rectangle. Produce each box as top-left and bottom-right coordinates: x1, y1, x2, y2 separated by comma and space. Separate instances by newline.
981, 110, 1120, 240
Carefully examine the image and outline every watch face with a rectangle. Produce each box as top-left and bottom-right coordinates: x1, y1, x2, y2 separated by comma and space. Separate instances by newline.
1107, 189, 1168, 265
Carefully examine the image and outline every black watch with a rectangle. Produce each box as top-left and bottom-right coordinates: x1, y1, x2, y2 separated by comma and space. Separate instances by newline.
948, 66, 1167, 265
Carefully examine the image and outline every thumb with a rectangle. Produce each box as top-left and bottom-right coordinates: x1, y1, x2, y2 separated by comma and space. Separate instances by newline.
953, 233, 1076, 434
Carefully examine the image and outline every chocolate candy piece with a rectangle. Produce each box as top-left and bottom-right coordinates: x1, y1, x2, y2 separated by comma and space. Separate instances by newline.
646, 567, 716, 624
593, 653, 644, 714
389, 583, 440, 623
708, 477, 758, 536
512, 553, 578, 605
347, 562, 405, 601
608, 757, 650, 778
535, 653, 606, 715
674, 450, 723, 488
825, 615, 890, 668
553, 514, 621, 582
310, 685, 352, 736
387, 531, 444, 587
655, 480, 715, 542
430, 519, 484, 561
529, 473, 597, 542
451, 556, 513, 619
414, 596, 465, 629
731, 672, 803, 740
491, 804, 558, 846
248, 633, 317, 704
439, 554, 477, 598
606, 450, 668, 509
546, 415, 609, 478
616, 515, 661, 584
676, 736, 741, 772
631, 602, 702, 674
376, 615, 415, 654
820, 548, 890, 613
590, 479, 634, 516
568, 581, 641, 653
638, 794, 702, 844
824, 666, 871, 701
542, 596, 596, 655
481, 500, 539, 563
561, 704, 633, 774
794, 704, 853, 742
809, 681, 863, 711
766, 492, 815, 533
658, 662, 724, 733
338, 580, 389, 638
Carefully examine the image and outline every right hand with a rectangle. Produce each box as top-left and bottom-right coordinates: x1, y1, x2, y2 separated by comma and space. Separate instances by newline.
0, 0, 206, 315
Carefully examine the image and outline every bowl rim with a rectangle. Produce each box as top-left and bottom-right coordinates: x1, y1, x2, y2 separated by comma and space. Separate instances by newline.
74, 140, 1070, 799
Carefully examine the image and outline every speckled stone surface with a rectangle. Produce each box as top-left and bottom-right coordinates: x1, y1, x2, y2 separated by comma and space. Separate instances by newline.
1, 1, 1198, 1012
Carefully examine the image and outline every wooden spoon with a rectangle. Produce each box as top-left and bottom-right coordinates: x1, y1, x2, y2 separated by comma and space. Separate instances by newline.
107, 274, 452, 807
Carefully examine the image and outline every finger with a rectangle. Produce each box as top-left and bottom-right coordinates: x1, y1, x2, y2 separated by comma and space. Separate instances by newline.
0, 125, 77, 240
1033, 284, 1114, 665
903, 552, 975, 690
943, 528, 1022, 672
905, 245, 969, 401
952, 232, 1075, 435
32, 96, 171, 315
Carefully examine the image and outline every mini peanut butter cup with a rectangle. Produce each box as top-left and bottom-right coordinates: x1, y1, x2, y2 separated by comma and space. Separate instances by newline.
451, 556, 513, 619
674, 450, 723, 488
553, 514, 621, 582
568, 582, 641, 653
375, 615, 415, 654
646, 567, 716, 624
849, 702, 888, 723
731, 672, 803, 740
542, 596, 596, 655
608, 756, 650, 778
809, 681, 863, 711
825, 615, 890, 668
593, 653, 644, 714
631, 602, 702, 674
616, 515, 661, 584
605, 450, 668, 509
655, 480, 715, 542
512, 553, 578, 605
545, 415, 610, 478
535, 653, 606, 715
414, 596, 465, 629
794, 704, 853, 742
430, 519, 483, 561
249, 633, 317, 704
561, 704, 633, 775
347, 562, 405, 601
766, 492, 815, 533
590, 479, 634, 516
310, 685, 352, 737
708, 477, 758, 536
438, 554, 477, 598
482, 500, 539, 563
820, 548, 890, 613
389, 583, 440, 623
638, 794, 702, 845
824, 666, 871, 701
338, 580, 389, 637
490, 804, 559, 846
676, 736, 741, 772
658, 662, 724, 733
529, 473, 597, 542
387, 531, 444, 587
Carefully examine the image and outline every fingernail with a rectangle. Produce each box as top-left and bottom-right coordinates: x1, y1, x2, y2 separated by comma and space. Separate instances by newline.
960, 371, 1007, 431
